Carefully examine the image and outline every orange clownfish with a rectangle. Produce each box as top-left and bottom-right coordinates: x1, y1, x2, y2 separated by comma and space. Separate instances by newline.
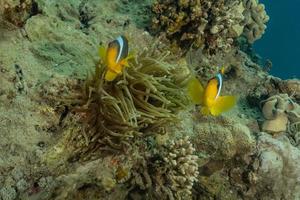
188, 73, 236, 116
99, 35, 132, 81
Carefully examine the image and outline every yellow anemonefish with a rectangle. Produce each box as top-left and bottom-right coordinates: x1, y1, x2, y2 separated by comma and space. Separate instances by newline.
99, 35, 132, 81
188, 73, 236, 116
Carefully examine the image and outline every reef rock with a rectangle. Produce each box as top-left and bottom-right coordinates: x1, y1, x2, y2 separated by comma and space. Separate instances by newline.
252, 133, 300, 199
278, 79, 300, 102
192, 116, 255, 177
261, 94, 300, 133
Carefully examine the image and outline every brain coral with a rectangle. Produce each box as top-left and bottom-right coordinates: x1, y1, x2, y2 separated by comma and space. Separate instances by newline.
151, 0, 269, 54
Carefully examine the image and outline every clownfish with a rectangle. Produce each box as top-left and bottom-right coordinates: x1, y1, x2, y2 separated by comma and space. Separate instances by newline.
188, 72, 236, 116
99, 35, 133, 81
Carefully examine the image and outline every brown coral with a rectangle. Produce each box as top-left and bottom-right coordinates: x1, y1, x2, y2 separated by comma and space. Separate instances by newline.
151, 0, 268, 55
130, 136, 199, 200
261, 94, 300, 134
242, 0, 269, 43
0, 0, 40, 27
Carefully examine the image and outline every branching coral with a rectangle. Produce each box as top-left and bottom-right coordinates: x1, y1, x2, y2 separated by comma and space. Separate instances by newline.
129, 136, 199, 200
151, 0, 268, 55
62, 44, 191, 158
162, 137, 199, 198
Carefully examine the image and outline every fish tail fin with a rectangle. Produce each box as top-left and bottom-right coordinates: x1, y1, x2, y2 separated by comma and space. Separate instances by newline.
99, 46, 107, 62
187, 77, 205, 105
105, 69, 118, 81
210, 95, 237, 116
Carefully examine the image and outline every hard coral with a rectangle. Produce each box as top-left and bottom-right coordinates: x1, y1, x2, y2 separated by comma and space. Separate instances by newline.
242, 0, 269, 43
151, 0, 268, 54
130, 136, 199, 200
163, 137, 199, 198
278, 79, 300, 103
152, 0, 244, 55
250, 133, 300, 199
193, 116, 254, 161
261, 94, 300, 134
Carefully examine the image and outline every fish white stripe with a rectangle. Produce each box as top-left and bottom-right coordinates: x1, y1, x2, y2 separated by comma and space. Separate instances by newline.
215, 73, 222, 99
116, 36, 124, 63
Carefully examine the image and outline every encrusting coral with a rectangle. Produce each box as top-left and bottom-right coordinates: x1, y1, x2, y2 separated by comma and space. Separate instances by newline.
150, 0, 269, 55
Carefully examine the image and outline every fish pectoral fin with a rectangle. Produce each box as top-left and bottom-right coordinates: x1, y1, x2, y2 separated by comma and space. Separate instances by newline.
105, 69, 118, 81
120, 59, 130, 67
99, 46, 107, 62
188, 77, 205, 105
200, 107, 210, 115
121, 53, 135, 67
210, 95, 237, 116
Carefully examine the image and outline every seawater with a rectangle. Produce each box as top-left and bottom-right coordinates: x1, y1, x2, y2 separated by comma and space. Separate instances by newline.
254, 0, 300, 79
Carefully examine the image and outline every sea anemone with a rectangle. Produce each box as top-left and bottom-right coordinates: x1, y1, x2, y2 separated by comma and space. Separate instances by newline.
63, 42, 191, 159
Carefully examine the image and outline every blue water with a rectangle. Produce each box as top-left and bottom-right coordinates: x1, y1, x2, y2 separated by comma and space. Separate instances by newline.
253, 0, 300, 79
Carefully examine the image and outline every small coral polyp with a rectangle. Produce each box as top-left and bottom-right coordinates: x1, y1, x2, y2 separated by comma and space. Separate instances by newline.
68, 45, 190, 157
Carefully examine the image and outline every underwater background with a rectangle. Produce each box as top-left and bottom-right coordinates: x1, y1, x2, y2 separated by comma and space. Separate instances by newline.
0, 0, 300, 199
254, 0, 300, 79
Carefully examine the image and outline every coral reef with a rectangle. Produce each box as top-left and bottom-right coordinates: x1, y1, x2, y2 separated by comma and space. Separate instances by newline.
161, 137, 199, 198
261, 93, 300, 134
278, 79, 300, 102
151, 0, 269, 54
240, 133, 300, 200
193, 116, 255, 175
0, 0, 299, 200
129, 136, 199, 200
242, 0, 269, 43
